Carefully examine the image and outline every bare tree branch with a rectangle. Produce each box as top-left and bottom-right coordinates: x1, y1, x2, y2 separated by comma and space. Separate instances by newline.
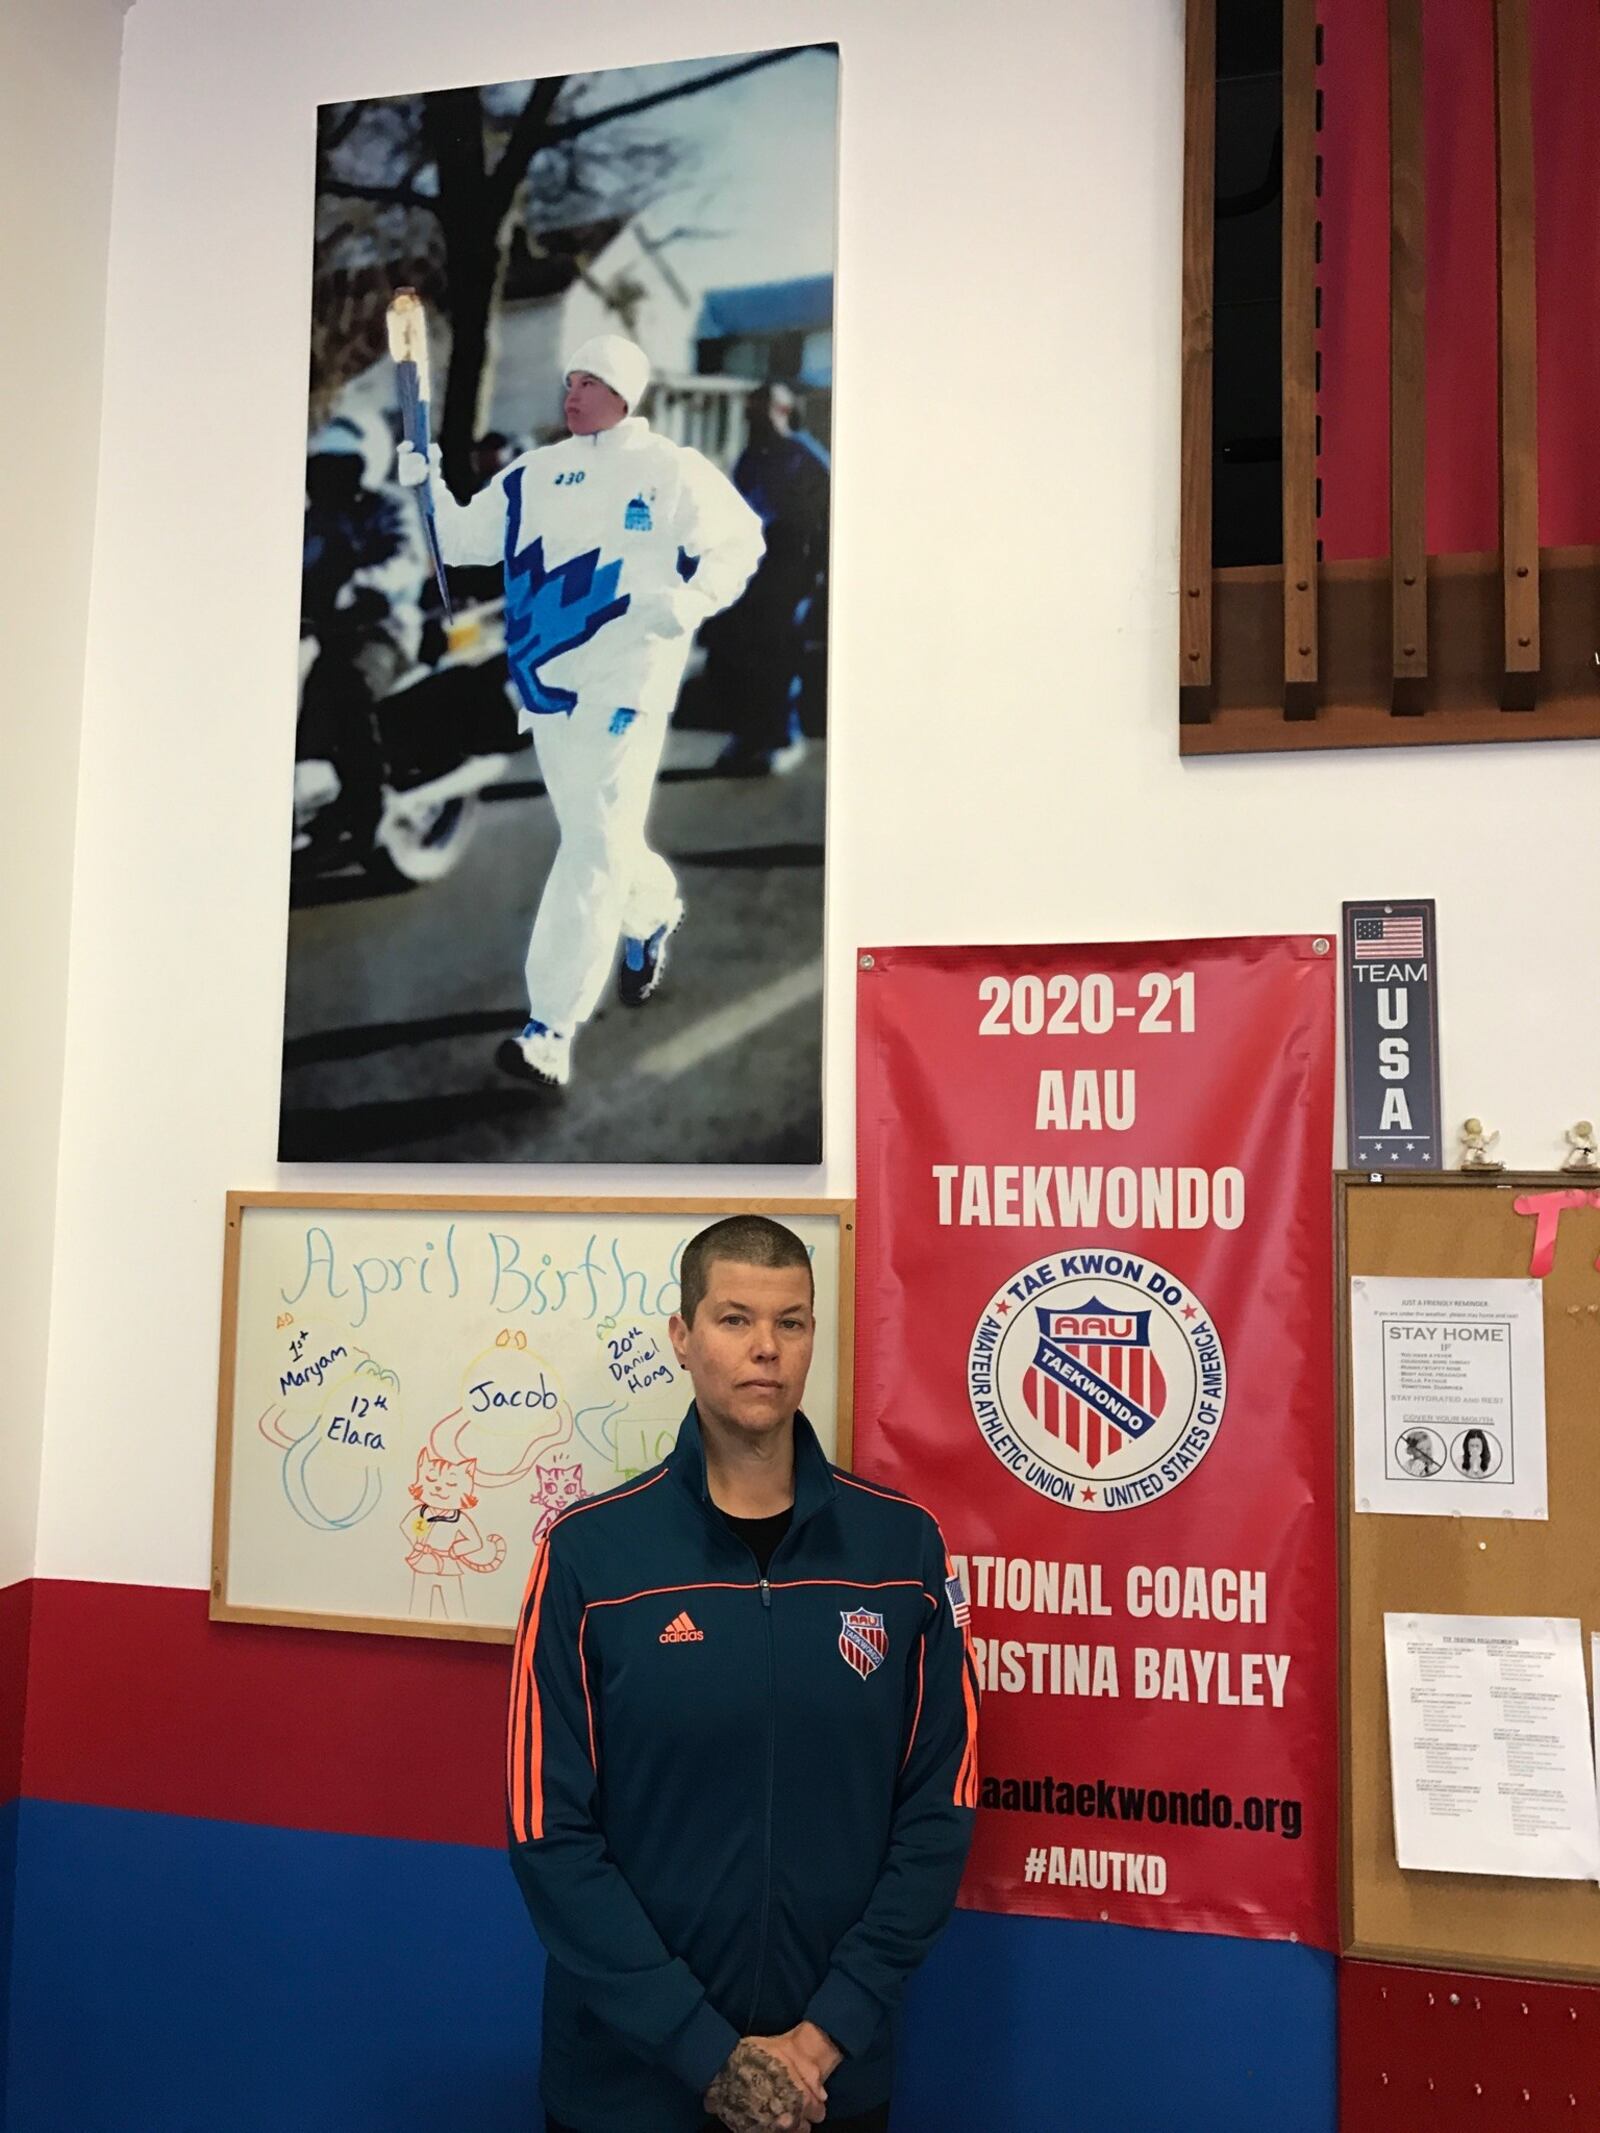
319, 104, 365, 155
319, 178, 436, 211
487, 72, 567, 221
318, 51, 823, 221
543, 46, 826, 148
641, 223, 726, 249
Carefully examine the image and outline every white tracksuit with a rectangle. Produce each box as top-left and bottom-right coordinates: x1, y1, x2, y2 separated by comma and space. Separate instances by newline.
430, 418, 764, 1033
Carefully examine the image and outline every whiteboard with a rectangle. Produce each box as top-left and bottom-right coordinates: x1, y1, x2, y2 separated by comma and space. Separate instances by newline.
213, 1195, 854, 1642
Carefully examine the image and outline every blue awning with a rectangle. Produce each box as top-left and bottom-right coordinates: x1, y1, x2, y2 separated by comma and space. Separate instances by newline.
695, 274, 834, 341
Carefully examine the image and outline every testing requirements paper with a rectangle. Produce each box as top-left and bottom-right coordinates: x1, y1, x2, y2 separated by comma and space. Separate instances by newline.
1385, 1614, 1600, 1879
1351, 1277, 1547, 1518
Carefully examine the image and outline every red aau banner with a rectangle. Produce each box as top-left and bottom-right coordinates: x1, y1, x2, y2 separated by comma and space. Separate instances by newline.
855, 938, 1337, 1946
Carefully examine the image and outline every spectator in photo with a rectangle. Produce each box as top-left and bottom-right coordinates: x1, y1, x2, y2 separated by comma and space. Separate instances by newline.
707, 381, 831, 777
297, 416, 426, 842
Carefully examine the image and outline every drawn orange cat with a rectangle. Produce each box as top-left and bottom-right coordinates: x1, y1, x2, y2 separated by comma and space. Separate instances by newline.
401, 1413, 543, 1621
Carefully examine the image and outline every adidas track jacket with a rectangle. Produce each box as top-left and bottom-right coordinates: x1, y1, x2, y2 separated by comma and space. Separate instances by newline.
507, 1406, 980, 2133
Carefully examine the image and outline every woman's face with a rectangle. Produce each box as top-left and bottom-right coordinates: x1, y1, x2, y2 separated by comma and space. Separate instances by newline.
564, 370, 628, 435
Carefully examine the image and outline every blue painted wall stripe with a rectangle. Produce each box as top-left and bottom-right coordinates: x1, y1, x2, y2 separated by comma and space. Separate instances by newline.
1, 1799, 19, 2133
4, 1801, 1335, 2133
901, 1905, 1336, 2133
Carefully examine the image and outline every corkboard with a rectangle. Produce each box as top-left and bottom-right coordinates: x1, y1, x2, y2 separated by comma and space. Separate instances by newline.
1339, 1172, 1600, 1980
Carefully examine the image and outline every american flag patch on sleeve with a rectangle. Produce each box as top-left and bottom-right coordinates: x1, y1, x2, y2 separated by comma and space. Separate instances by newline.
945, 1573, 971, 1627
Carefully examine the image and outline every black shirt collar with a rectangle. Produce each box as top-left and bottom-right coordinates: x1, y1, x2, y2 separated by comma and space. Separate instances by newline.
667, 1401, 836, 1531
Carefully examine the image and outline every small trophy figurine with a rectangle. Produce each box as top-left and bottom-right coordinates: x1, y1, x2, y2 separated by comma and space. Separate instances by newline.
1458, 1118, 1503, 1172
1561, 1120, 1600, 1174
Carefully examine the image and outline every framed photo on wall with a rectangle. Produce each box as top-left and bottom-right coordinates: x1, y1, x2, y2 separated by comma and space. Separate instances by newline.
282, 48, 839, 1162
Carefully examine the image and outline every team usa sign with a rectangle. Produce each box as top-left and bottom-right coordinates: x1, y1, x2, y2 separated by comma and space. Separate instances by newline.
854, 938, 1337, 1945
1341, 897, 1441, 1169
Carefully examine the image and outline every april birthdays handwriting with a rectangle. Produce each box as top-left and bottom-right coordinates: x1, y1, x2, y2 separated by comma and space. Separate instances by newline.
279, 1222, 689, 1331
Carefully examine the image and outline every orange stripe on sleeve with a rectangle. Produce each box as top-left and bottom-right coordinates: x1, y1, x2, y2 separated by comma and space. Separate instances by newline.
836, 1470, 945, 1524
555, 1469, 667, 1526
579, 1609, 598, 1771
955, 1647, 980, 1807
750, 1471, 981, 1804
509, 1540, 552, 1842
901, 1639, 926, 1773
507, 1554, 534, 1826
937, 1543, 981, 1808
507, 1543, 546, 1811
507, 1476, 669, 1842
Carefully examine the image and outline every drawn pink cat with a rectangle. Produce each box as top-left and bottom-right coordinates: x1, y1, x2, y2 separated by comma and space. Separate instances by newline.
529, 1461, 587, 1547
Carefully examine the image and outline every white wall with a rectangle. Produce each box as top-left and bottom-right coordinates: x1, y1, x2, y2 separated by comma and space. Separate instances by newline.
33, 0, 1600, 1588
0, 0, 127, 1588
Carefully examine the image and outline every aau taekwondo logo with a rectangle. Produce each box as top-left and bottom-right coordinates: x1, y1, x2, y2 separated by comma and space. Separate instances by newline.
839, 1609, 888, 1678
965, 1252, 1227, 1512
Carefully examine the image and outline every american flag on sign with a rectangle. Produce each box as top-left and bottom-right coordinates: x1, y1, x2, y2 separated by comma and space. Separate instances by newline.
1353, 913, 1425, 959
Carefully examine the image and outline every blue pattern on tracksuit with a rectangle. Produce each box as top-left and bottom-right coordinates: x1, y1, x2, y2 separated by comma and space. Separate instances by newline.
499, 492, 630, 717
428, 419, 763, 1031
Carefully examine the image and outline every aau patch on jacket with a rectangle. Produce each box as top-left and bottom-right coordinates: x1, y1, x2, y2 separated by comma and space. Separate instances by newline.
838, 1606, 888, 1678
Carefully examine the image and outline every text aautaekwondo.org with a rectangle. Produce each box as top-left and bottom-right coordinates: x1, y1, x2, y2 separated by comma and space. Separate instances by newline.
983, 1773, 1303, 1841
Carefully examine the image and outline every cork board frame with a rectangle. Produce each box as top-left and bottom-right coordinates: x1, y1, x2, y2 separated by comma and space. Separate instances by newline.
1338, 1171, 1600, 1980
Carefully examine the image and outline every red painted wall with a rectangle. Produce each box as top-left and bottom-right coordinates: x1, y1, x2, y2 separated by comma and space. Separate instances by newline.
19, 1579, 509, 1846
1317, 0, 1600, 563
1341, 1958, 1600, 2127
0, 1579, 33, 1810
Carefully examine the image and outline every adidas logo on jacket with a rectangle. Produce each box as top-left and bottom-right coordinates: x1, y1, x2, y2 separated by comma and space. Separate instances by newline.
658, 1610, 705, 1643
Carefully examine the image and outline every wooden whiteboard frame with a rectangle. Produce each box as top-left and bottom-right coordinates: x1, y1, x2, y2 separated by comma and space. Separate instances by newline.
1337, 1170, 1600, 1981
213, 1192, 856, 1643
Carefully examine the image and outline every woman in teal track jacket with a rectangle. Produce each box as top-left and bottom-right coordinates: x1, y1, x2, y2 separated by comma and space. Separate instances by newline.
507, 1402, 980, 2133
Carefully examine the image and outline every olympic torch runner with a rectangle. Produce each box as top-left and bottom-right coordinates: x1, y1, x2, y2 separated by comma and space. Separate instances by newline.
396, 331, 766, 1092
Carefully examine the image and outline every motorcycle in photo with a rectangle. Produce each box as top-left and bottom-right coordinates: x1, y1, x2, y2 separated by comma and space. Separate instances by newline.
294, 417, 524, 890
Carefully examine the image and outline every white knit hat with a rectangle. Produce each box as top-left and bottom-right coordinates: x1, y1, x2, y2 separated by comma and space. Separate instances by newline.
566, 334, 651, 413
